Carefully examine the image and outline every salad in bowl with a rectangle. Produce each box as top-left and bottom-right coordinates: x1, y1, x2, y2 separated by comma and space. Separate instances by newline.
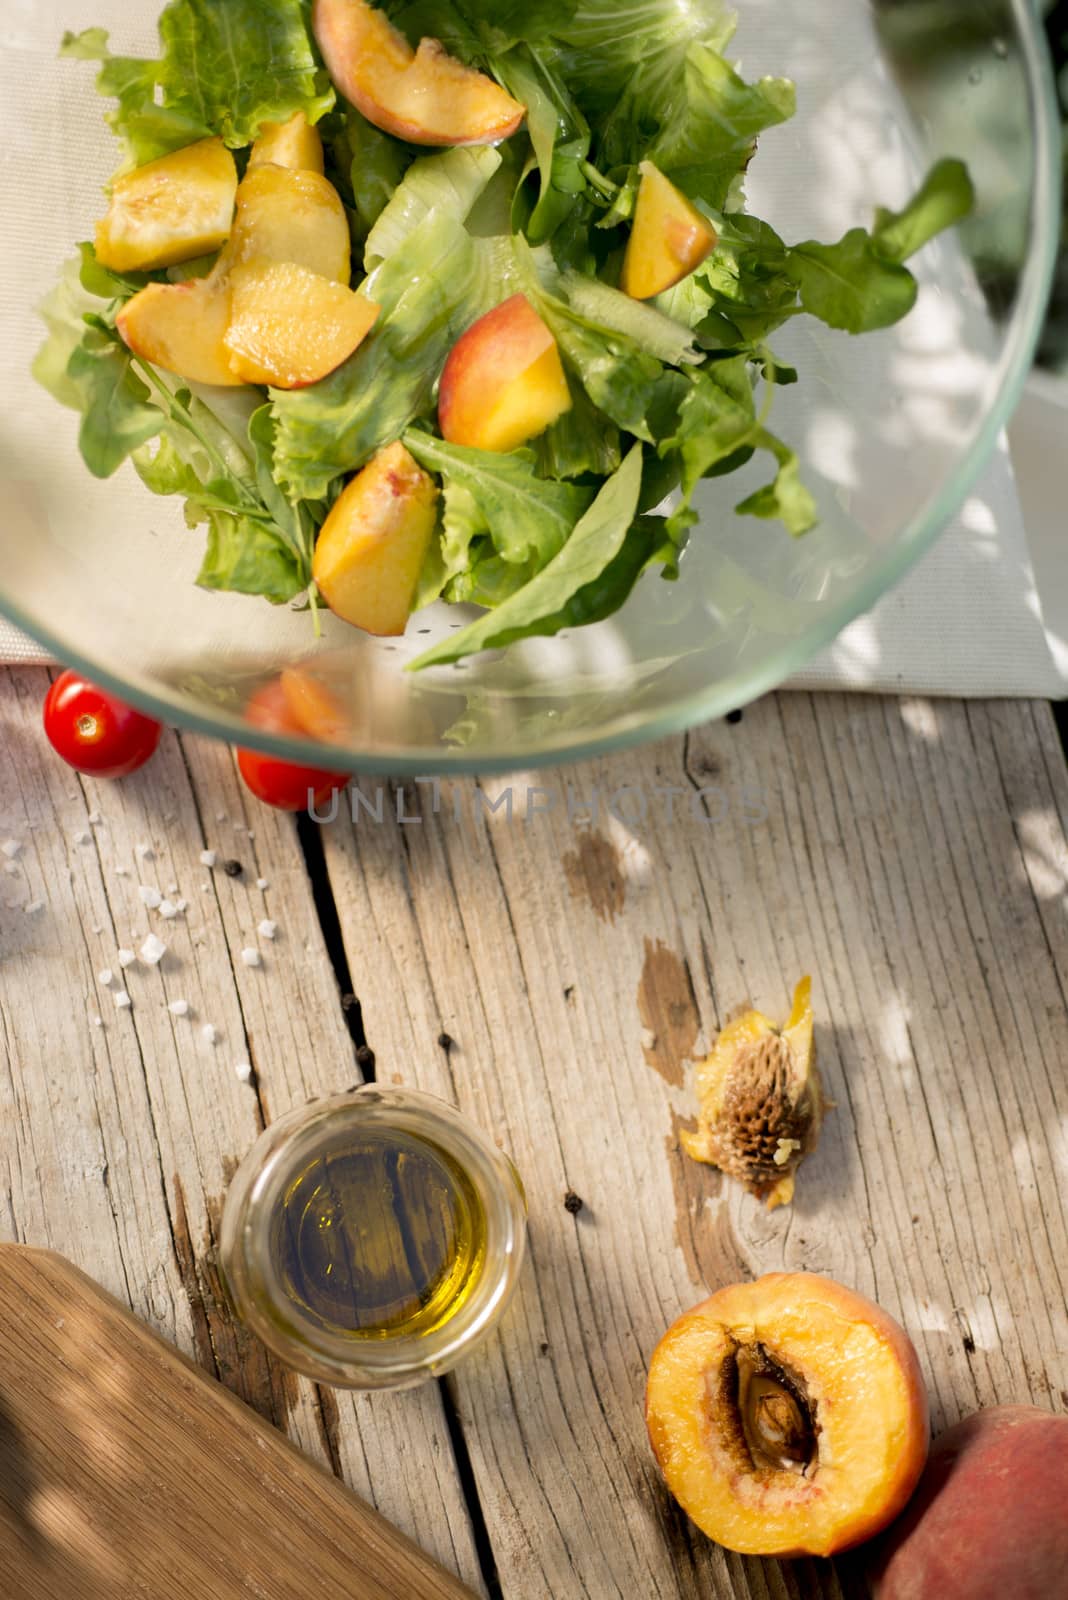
36, 0, 973, 672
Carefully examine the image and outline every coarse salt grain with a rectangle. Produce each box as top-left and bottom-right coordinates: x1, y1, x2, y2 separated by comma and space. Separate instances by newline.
2, 839, 22, 859
114, 865, 130, 877
24, 900, 44, 915
158, 900, 180, 919
139, 885, 162, 908
117, 949, 136, 968
234, 1061, 253, 1082
114, 990, 132, 1010
73, 830, 91, 846
256, 878, 269, 890
168, 999, 190, 1017
140, 932, 167, 967
258, 920, 277, 940
167, 883, 178, 895
91, 1015, 103, 1028
240, 948, 262, 968
201, 1023, 218, 1045
98, 968, 114, 987
135, 843, 154, 860
87, 811, 102, 826
200, 850, 216, 867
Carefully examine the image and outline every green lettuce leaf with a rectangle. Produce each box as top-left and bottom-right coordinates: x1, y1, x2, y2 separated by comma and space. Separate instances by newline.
405, 429, 594, 570
645, 46, 795, 209
408, 443, 643, 667
364, 146, 502, 271
62, 0, 333, 166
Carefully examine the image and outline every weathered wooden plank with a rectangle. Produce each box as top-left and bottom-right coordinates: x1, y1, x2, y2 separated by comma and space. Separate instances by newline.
0, 665, 484, 1594
320, 694, 1068, 1600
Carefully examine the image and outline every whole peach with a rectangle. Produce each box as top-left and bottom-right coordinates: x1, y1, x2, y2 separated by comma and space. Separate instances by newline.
873, 1405, 1068, 1600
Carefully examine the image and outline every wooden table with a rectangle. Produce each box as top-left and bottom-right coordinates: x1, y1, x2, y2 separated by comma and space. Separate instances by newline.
2, 664, 1066, 1599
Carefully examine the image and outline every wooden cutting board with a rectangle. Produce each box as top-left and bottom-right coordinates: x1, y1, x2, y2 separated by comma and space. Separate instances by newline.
0, 1246, 477, 1600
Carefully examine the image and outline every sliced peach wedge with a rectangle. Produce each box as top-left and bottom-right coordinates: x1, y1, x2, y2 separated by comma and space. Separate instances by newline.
116, 277, 243, 388
95, 137, 238, 274
223, 163, 351, 284
224, 261, 380, 389
622, 160, 718, 300
312, 0, 525, 147
247, 111, 325, 174
646, 1273, 929, 1558
312, 442, 439, 636
439, 294, 572, 452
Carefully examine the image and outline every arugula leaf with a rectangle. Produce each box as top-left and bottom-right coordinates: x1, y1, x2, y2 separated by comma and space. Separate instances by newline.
195, 510, 308, 603
787, 230, 918, 334
662, 357, 756, 496
698, 213, 799, 345
408, 444, 643, 668
404, 429, 594, 568
63, 0, 333, 166
535, 379, 621, 480
67, 319, 165, 479
735, 430, 818, 537
787, 159, 975, 334
873, 159, 976, 265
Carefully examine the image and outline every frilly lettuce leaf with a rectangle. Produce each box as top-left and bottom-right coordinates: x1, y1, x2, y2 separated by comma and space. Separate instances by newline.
62, 0, 334, 167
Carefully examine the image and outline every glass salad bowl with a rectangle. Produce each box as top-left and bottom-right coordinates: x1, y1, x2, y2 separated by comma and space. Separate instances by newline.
0, 0, 1060, 775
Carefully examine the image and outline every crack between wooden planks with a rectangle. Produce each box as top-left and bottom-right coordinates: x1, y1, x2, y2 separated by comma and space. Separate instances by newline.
296, 811, 375, 1078
295, 799, 504, 1599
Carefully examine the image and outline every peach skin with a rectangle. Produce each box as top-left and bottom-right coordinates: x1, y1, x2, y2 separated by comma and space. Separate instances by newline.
872, 1406, 1068, 1600
438, 294, 572, 453
646, 1273, 929, 1558
622, 161, 718, 301
312, 0, 525, 147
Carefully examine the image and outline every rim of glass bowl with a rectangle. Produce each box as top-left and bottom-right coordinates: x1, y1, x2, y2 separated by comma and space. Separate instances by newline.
3, 1, 1061, 777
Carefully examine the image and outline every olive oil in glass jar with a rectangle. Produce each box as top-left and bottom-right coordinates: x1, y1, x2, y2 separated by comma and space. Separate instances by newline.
220, 1087, 526, 1389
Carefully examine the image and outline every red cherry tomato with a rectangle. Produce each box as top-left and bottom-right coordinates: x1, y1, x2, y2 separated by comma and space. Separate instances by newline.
236, 681, 351, 812
43, 670, 163, 779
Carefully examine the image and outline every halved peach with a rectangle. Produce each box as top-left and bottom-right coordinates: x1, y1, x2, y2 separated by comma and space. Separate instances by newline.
248, 111, 325, 174
95, 137, 238, 274
224, 164, 350, 284
117, 277, 243, 388
622, 160, 718, 300
312, 0, 525, 147
438, 294, 572, 453
312, 441, 439, 636
223, 261, 380, 389
646, 1273, 929, 1558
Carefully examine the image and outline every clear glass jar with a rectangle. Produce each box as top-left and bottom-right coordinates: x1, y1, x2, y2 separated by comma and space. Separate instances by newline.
219, 1086, 527, 1391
